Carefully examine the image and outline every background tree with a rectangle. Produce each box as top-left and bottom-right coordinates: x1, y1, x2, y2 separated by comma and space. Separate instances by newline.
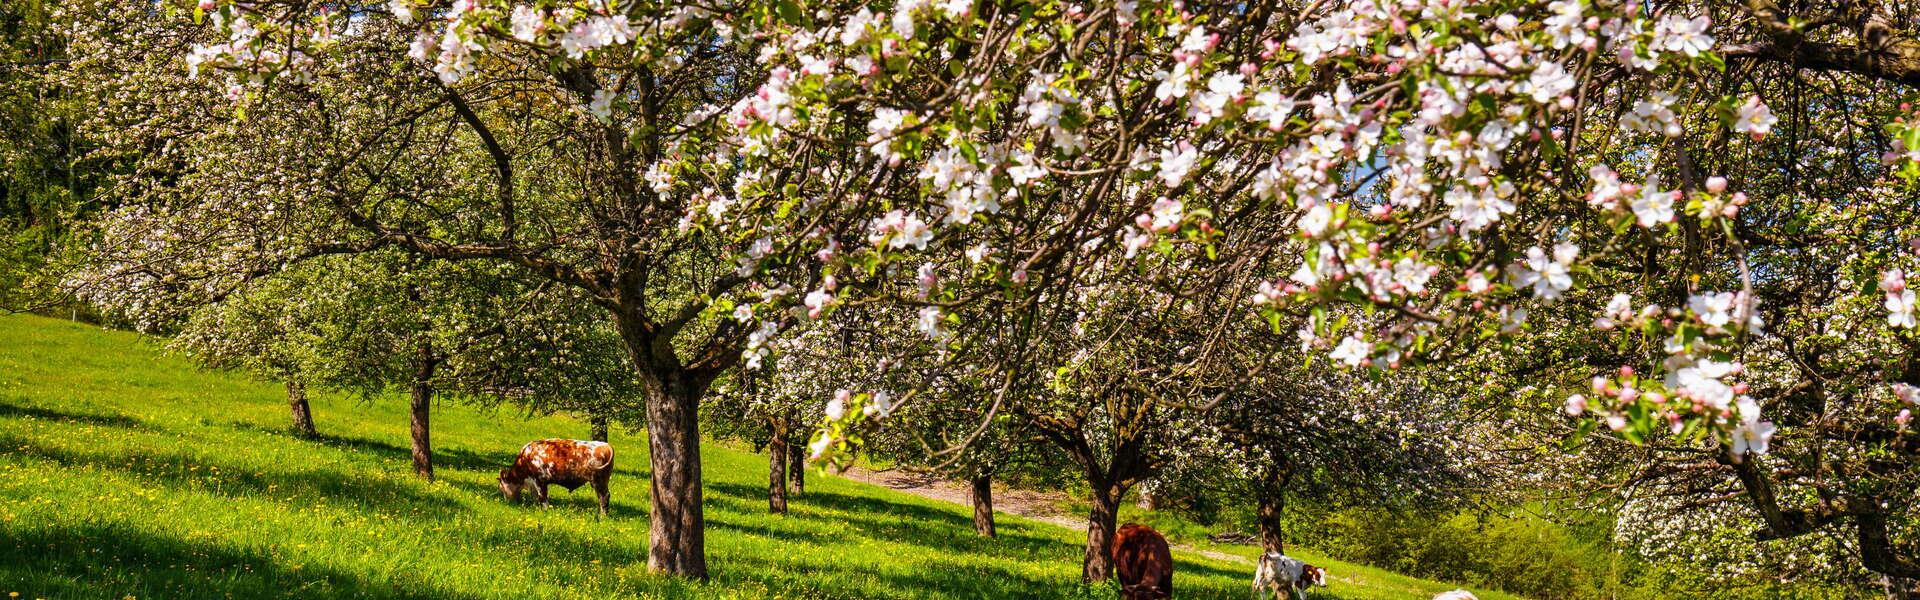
170, 273, 330, 436
295, 253, 639, 481
705, 366, 818, 515
1207, 371, 1486, 555
0, 0, 112, 313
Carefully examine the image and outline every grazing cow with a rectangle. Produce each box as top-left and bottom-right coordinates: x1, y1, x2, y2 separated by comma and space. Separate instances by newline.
499, 439, 614, 516
1113, 523, 1173, 599
1253, 552, 1328, 600
1432, 591, 1478, 600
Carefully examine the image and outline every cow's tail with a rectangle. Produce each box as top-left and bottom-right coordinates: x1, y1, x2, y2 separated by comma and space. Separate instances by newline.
587, 444, 614, 470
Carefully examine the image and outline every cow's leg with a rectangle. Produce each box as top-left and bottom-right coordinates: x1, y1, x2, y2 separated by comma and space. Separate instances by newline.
594, 472, 612, 518
537, 482, 550, 508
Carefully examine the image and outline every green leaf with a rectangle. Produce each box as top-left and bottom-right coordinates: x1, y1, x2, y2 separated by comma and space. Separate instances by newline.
1562, 419, 1597, 451
775, 0, 807, 26
1619, 424, 1644, 445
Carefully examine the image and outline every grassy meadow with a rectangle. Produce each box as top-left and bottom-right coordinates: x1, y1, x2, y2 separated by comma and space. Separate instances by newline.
0, 314, 1516, 599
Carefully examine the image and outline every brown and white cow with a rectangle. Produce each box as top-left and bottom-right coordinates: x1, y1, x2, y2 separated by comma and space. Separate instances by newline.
498, 439, 614, 516
1113, 523, 1173, 599
1255, 552, 1328, 600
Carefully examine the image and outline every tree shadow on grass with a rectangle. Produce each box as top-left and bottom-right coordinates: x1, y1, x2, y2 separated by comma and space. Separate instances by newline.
708, 482, 972, 528
865, 565, 1090, 599
228, 421, 514, 473
706, 484, 1253, 591
703, 552, 1114, 600
0, 522, 485, 600
753, 485, 1079, 552
0, 432, 469, 517
442, 478, 1099, 598
0, 395, 149, 430
1172, 555, 1255, 582
447, 479, 657, 524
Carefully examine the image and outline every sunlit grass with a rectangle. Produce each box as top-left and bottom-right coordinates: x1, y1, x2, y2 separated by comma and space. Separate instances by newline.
0, 314, 1513, 599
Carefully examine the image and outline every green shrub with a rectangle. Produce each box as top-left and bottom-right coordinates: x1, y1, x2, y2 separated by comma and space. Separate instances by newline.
1291, 505, 1643, 600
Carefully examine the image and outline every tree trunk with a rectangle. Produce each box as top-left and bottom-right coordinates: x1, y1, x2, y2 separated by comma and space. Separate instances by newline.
590, 413, 610, 442
768, 420, 789, 514
285, 379, 316, 437
404, 285, 436, 482
639, 369, 710, 579
612, 306, 716, 579
787, 439, 805, 495
1257, 487, 1286, 555
409, 378, 434, 481
970, 474, 996, 537
1083, 483, 1125, 582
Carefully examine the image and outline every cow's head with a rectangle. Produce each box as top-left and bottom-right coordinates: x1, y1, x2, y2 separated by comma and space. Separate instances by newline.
498, 469, 523, 501
1303, 565, 1328, 587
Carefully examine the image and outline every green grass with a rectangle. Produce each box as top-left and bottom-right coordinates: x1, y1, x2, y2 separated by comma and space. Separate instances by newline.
0, 314, 1516, 599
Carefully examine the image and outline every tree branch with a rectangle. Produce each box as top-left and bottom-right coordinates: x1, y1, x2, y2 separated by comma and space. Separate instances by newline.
1727, 0, 1920, 87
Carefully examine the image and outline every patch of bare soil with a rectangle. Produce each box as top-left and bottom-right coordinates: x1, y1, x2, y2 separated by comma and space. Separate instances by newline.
827, 466, 1252, 566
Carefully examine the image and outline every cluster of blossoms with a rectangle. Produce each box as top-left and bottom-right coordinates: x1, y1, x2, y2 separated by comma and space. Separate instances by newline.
1894, 383, 1919, 432
867, 210, 934, 252
1565, 290, 1774, 456
1231, 4, 1769, 381
1883, 103, 1920, 181
1615, 493, 1857, 588
183, 0, 711, 95
183, 7, 318, 98
810, 388, 898, 461
919, 141, 1018, 226
1882, 269, 1916, 328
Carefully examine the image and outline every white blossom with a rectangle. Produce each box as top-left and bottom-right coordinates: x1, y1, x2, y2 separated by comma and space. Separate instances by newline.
1157, 143, 1198, 187
1512, 243, 1577, 300
825, 390, 850, 419
586, 89, 615, 121
1631, 176, 1677, 228
511, 5, 545, 41
1888, 289, 1917, 328
388, 0, 414, 24
1733, 96, 1777, 139
1655, 15, 1715, 58
1730, 419, 1776, 457
1330, 335, 1370, 367
1153, 63, 1193, 103
864, 390, 894, 417
893, 213, 932, 250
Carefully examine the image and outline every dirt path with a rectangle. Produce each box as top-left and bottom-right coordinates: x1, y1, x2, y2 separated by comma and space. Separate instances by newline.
829, 466, 1253, 566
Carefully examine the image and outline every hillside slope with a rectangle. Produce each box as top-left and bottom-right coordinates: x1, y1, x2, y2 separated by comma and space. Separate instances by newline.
0, 314, 1514, 599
